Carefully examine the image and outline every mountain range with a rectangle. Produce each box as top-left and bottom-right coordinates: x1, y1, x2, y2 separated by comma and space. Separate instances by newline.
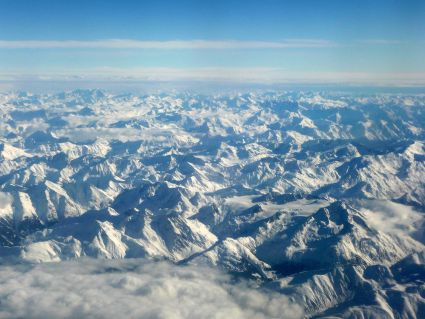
0, 89, 424, 318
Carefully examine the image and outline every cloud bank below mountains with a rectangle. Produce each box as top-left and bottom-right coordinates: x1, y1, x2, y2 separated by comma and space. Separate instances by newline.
359, 199, 425, 244
0, 192, 12, 209
0, 259, 303, 319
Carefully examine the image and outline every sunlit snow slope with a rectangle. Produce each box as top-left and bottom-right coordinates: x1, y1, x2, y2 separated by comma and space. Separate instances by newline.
0, 89, 424, 318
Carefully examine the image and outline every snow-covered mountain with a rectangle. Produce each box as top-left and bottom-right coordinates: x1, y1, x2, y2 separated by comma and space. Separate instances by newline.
0, 89, 424, 318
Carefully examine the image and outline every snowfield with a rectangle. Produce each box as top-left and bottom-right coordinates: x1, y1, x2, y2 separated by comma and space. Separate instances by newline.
0, 89, 424, 318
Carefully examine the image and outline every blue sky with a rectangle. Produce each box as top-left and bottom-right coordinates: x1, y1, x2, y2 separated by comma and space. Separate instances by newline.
1, 0, 425, 86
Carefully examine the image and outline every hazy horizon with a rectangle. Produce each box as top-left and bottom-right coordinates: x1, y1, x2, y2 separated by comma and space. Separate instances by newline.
1, 0, 425, 88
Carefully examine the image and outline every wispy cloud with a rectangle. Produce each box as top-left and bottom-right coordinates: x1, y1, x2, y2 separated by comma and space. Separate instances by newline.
2, 67, 425, 86
0, 39, 335, 49
359, 39, 402, 45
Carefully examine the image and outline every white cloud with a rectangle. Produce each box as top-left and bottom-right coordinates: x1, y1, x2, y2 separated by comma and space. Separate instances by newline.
359, 200, 425, 243
55, 127, 196, 144
0, 192, 12, 209
2, 68, 425, 86
359, 39, 402, 45
0, 39, 334, 49
0, 259, 303, 319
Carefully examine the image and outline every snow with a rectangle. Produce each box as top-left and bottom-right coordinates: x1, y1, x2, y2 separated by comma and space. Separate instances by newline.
0, 89, 424, 318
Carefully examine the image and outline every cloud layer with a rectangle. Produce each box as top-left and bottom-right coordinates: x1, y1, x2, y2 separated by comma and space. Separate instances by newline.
0, 259, 303, 319
2, 68, 425, 87
0, 39, 334, 49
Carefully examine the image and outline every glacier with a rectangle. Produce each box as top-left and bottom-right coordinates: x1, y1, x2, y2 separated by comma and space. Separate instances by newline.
0, 89, 424, 318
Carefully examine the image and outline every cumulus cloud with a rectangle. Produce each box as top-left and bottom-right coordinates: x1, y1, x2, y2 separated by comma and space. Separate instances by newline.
0, 259, 303, 319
